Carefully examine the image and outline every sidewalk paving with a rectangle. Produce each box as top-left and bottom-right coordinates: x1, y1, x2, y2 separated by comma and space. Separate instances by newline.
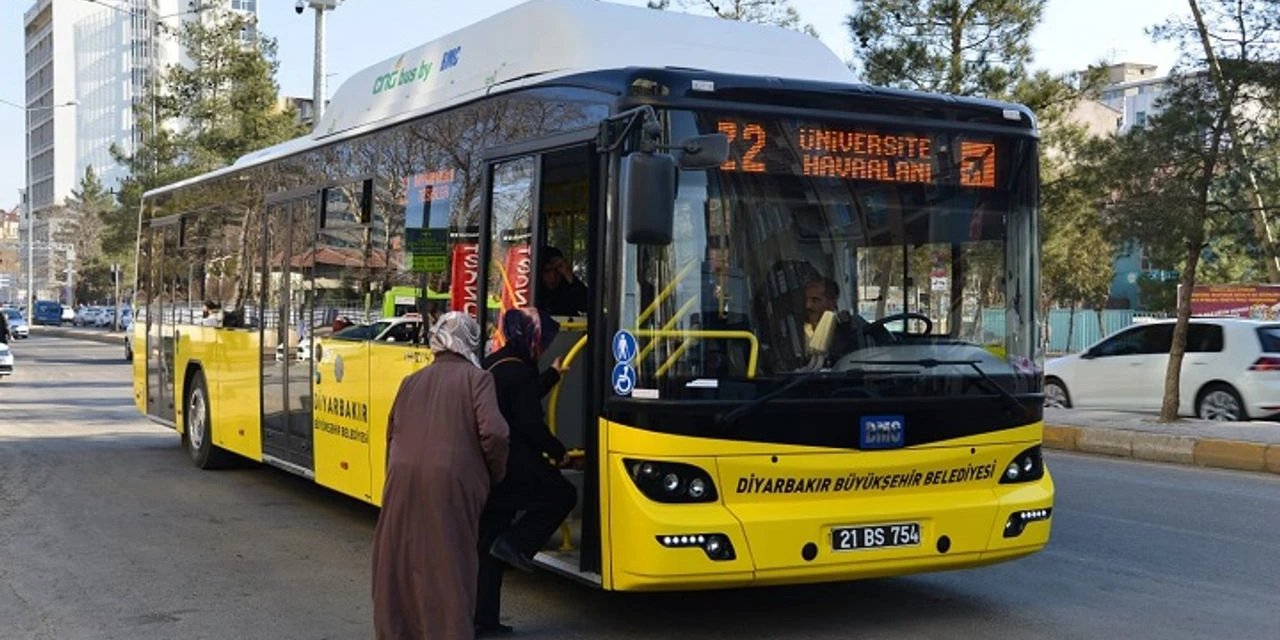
1044, 407, 1280, 475
27, 327, 1280, 475
31, 324, 128, 346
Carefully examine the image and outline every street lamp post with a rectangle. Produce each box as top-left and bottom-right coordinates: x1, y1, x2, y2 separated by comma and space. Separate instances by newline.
302, 1, 343, 126
12, 100, 79, 316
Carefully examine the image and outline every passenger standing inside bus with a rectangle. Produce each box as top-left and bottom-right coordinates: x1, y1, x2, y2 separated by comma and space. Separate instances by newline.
371, 312, 510, 640
537, 246, 589, 316
476, 307, 576, 638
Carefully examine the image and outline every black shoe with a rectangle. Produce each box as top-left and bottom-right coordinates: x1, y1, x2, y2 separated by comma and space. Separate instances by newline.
475, 622, 514, 638
489, 537, 535, 573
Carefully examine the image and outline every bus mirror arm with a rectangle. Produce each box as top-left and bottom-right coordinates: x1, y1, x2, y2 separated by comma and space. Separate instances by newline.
670, 133, 729, 170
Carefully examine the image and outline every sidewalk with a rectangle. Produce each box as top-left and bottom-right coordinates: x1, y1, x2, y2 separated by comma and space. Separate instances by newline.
30, 324, 127, 346
1045, 407, 1280, 475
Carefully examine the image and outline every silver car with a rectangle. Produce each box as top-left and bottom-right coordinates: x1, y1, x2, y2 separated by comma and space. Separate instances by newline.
0, 341, 13, 378
4, 309, 29, 339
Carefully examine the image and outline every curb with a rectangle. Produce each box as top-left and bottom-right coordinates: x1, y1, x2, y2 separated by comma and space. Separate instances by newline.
1044, 423, 1280, 475
31, 327, 126, 346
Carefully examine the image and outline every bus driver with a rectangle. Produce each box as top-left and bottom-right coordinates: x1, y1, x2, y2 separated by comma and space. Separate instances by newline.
803, 277, 890, 364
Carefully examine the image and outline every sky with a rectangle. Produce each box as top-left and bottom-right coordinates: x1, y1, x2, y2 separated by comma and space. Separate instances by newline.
0, 0, 1188, 209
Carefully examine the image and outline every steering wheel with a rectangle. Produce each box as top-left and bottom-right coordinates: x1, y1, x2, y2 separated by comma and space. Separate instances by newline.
867, 312, 933, 337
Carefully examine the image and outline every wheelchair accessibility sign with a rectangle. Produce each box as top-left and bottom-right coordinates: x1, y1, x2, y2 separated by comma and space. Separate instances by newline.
612, 362, 636, 396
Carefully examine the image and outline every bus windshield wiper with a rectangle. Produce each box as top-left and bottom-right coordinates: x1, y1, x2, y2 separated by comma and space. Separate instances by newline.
841, 359, 1029, 419
716, 368, 914, 426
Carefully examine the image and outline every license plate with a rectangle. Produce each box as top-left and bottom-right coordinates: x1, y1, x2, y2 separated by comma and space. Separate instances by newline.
831, 522, 921, 551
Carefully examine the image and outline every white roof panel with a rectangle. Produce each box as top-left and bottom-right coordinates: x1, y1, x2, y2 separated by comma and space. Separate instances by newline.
150, 0, 855, 198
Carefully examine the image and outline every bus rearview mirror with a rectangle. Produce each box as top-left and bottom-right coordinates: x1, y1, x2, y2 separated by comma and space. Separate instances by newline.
675, 133, 729, 170
622, 152, 675, 246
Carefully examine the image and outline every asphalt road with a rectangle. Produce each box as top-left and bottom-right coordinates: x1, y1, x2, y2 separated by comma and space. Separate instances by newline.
1, 336, 1278, 640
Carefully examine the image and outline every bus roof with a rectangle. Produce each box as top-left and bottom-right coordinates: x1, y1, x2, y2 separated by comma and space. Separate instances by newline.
144, 0, 1033, 200
147, 0, 855, 199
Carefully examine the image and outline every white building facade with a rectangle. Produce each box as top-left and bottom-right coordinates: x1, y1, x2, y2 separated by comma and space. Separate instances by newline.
1099, 62, 1174, 135
22, 0, 257, 302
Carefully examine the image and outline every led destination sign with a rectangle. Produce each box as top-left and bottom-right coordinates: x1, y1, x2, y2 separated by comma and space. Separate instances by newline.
715, 119, 998, 189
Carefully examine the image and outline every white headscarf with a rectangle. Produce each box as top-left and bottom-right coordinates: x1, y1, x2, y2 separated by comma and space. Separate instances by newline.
428, 311, 481, 367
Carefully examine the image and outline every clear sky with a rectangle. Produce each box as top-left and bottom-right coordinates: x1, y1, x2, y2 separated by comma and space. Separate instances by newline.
0, 0, 1187, 209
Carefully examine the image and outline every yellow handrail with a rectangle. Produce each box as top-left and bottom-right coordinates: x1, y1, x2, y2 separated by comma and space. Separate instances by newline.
634, 296, 697, 365
632, 329, 759, 379
635, 260, 697, 326
546, 334, 588, 552
547, 334, 589, 436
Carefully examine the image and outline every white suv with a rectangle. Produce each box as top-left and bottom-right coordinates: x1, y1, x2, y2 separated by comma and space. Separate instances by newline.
1045, 318, 1280, 421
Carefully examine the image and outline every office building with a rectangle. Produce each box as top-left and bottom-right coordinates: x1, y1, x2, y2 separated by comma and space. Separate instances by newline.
22, 0, 258, 301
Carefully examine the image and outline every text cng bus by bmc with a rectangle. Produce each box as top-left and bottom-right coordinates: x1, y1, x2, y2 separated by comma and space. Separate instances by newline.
131, 0, 1053, 591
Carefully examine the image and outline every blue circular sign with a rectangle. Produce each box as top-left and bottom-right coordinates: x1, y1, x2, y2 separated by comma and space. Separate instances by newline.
611, 362, 636, 396
612, 330, 638, 363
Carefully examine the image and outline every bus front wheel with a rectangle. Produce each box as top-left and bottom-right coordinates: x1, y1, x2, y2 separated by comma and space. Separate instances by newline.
184, 370, 233, 469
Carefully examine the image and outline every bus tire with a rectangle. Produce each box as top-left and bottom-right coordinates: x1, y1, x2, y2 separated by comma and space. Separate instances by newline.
183, 370, 233, 469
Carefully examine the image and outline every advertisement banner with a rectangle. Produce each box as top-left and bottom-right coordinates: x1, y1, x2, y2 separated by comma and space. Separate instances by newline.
449, 243, 480, 317
1190, 284, 1280, 319
499, 244, 533, 311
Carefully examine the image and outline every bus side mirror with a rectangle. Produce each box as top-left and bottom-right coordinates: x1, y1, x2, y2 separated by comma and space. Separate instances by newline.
675, 133, 729, 170
622, 151, 675, 246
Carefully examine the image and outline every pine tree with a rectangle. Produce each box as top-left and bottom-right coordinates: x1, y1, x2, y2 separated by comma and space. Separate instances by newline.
847, 0, 1046, 97
649, 0, 819, 37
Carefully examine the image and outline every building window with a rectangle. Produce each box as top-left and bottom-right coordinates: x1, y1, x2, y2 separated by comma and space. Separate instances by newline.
1135, 111, 1147, 127
232, 0, 257, 11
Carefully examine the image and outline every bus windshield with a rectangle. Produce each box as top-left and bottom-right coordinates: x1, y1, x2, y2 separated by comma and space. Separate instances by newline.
618, 109, 1040, 400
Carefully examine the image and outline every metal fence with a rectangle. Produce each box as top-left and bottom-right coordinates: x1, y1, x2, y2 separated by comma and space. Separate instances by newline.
1045, 308, 1167, 354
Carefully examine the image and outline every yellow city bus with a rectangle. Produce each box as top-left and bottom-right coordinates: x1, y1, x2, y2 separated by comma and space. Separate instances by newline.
131, 0, 1052, 591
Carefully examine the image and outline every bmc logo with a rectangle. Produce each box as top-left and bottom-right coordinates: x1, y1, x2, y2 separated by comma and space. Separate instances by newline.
441, 46, 462, 71
859, 415, 905, 449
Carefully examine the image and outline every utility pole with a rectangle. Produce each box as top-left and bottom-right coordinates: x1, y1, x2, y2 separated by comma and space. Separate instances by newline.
303, 1, 342, 126
63, 246, 75, 307
112, 263, 121, 332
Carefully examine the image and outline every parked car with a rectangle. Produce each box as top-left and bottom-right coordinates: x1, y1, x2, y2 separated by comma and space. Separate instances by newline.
61, 306, 75, 324
0, 341, 12, 378
33, 300, 62, 326
1044, 318, 1280, 421
74, 306, 100, 327
274, 315, 423, 362
3, 308, 29, 339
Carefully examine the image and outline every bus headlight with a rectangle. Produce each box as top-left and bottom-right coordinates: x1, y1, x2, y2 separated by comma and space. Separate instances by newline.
625, 459, 718, 503
999, 446, 1044, 484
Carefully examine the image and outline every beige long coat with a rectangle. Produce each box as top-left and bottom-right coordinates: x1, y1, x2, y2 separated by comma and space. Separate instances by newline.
372, 352, 509, 640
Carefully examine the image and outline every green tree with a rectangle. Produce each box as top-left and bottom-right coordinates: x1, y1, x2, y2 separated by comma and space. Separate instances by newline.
1041, 126, 1115, 345
1157, 0, 1280, 283
1104, 76, 1237, 421
647, 0, 819, 36
113, 7, 304, 200
62, 166, 114, 270
847, 0, 1046, 96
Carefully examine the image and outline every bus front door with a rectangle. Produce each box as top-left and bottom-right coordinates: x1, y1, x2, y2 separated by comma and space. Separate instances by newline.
147, 221, 179, 424
480, 137, 601, 580
261, 193, 318, 471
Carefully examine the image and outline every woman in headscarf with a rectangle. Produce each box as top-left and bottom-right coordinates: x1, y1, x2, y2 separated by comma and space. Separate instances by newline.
475, 307, 577, 637
372, 312, 510, 640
